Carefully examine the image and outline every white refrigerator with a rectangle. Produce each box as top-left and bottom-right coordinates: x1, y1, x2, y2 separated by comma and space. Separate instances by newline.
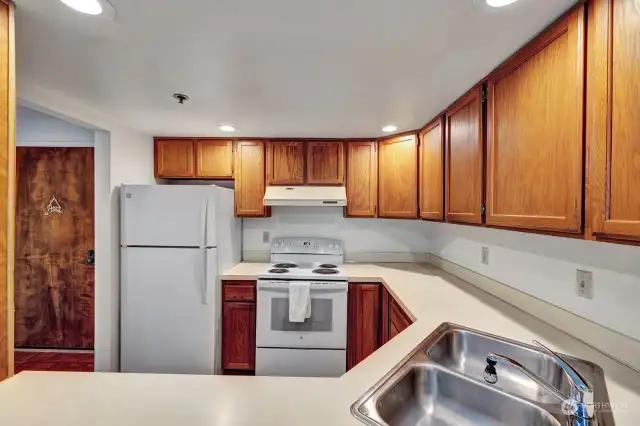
120, 184, 241, 374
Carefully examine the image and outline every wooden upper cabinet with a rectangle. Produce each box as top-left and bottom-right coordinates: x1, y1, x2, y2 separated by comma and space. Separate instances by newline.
346, 141, 377, 217
195, 139, 234, 179
266, 142, 305, 185
306, 141, 345, 185
419, 116, 445, 221
588, 0, 640, 241
235, 141, 268, 217
154, 139, 195, 178
486, 6, 585, 233
445, 87, 483, 224
378, 135, 418, 219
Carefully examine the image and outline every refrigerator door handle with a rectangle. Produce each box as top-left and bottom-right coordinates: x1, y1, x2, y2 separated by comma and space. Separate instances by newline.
202, 249, 209, 305
200, 198, 208, 249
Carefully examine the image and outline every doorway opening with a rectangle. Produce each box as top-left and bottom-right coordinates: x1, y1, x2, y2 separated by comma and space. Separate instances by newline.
13, 105, 95, 373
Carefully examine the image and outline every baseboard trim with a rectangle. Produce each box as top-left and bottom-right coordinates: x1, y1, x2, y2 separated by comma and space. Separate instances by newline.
428, 254, 640, 373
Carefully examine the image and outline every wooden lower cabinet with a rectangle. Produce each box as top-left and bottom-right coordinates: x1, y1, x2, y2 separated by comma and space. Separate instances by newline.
390, 298, 413, 339
380, 287, 413, 343
221, 281, 257, 373
347, 283, 414, 371
380, 286, 391, 346
347, 283, 381, 371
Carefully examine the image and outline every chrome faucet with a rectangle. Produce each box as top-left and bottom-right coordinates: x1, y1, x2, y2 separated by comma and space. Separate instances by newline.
486, 340, 594, 425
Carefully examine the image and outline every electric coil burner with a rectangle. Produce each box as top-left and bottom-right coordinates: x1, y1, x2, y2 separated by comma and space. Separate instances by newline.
273, 263, 298, 269
313, 268, 339, 275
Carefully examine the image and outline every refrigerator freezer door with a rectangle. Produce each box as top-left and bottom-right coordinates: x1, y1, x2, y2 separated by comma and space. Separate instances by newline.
121, 185, 217, 248
121, 247, 218, 374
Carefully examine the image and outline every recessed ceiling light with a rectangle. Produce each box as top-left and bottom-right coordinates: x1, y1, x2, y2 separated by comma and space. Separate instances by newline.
382, 125, 398, 133
219, 125, 236, 132
60, 0, 103, 15
486, 0, 520, 7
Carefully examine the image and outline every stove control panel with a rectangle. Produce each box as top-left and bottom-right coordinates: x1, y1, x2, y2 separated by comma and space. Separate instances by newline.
271, 237, 344, 256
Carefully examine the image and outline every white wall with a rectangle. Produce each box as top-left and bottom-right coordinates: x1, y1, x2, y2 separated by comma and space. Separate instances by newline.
17, 105, 94, 147
243, 207, 430, 262
426, 221, 640, 343
18, 80, 154, 372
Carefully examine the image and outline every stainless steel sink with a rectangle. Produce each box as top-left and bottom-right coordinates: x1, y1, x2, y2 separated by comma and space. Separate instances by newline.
428, 327, 572, 403
351, 323, 615, 426
369, 364, 561, 426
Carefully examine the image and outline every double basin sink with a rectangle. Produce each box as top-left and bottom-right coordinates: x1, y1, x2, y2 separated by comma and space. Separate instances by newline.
351, 323, 614, 426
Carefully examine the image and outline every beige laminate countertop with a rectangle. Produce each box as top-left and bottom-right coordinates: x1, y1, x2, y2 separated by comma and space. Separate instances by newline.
1, 263, 639, 425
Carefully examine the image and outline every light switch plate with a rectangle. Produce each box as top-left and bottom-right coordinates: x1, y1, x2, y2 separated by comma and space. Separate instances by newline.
576, 270, 594, 299
263, 231, 270, 244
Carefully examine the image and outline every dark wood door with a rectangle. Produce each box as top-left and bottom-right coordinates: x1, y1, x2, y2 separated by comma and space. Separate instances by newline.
445, 86, 483, 224
266, 141, 305, 185
486, 6, 585, 232
15, 147, 95, 349
378, 135, 418, 219
345, 141, 377, 218
347, 283, 380, 370
221, 301, 256, 371
588, 0, 640, 241
306, 141, 345, 185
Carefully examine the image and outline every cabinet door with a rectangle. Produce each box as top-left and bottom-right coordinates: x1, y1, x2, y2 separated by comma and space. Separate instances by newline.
306, 141, 345, 185
345, 141, 377, 218
266, 141, 305, 185
378, 135, 418, 219
380, 285, 390, 346
235, 141, 268, 217
588, 0, 640, 241
487, 7, 585, 233
390, 298, 412, 338
347, 283, 380, 370
154, 139, 195, 178
445, 87, 483, 224
195, 139, 234, 178
419, 116, 445, 221
222, 302, 256, 371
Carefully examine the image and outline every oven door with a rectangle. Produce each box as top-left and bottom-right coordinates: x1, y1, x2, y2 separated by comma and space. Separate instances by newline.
256, 280, 348, 349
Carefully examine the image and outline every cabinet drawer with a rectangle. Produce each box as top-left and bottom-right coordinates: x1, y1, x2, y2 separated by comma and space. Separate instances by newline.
223, 284, 255, 302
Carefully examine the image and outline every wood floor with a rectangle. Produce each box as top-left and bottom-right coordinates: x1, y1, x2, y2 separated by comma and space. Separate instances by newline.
14, 350, 94, 373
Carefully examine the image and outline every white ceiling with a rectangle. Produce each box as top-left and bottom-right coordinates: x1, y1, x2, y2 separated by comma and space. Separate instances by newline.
14, 0, 577, 138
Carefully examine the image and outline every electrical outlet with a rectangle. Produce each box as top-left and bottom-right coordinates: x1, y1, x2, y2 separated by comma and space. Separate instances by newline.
262, 231, 270, 244
576, 270, 594, 299
481, 247, 489, 265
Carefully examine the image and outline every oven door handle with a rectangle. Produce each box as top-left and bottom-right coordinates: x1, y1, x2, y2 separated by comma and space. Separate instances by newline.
258, 282, 347, 291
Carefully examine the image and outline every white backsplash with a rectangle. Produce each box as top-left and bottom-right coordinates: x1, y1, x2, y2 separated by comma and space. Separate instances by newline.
242, 207, 430, 262
426, 221, 640, 343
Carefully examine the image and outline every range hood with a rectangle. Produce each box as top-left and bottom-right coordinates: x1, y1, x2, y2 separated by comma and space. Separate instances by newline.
263, 186, 347, 207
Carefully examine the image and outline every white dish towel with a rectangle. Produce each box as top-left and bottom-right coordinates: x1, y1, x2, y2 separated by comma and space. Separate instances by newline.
289, 282, 311, 323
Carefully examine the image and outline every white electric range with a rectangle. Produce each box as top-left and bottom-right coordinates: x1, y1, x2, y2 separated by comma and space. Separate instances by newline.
255, 237, 348, 378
